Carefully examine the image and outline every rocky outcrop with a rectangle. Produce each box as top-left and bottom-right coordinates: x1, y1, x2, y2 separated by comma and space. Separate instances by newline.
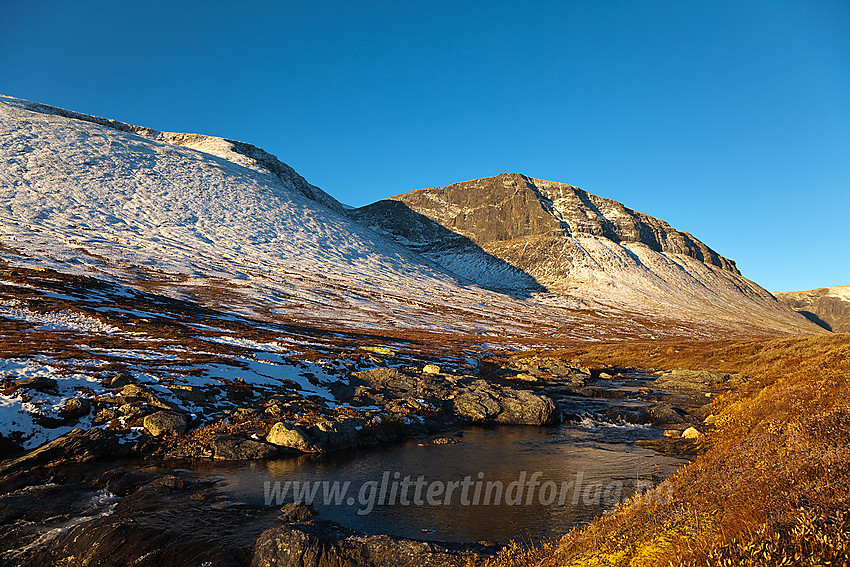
453, 380, 559, 425
349, 367, 559, 426
253, 517, 494, 567
0, 428, 131, 481
775, 286, 850, 332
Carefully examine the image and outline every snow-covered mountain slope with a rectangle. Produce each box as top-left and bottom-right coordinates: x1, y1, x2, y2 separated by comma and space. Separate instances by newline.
775, 286, 850, 332
0, 96, 820, 340
353, 173, 822, 336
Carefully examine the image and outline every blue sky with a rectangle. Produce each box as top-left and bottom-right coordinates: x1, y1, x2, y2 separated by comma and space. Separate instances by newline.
2, 1, 848, 291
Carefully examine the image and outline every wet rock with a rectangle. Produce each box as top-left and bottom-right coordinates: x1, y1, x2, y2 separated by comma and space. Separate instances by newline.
601, 405, 649, 425
252, 520, 495, 567
21, 472, 281, 567
646, 403, 687, 427
422, 364, 441, 374
267, 422, 317, 452
278, 502, 317, 523
212, 436, 279, 460
309, 419, 360, 451
0, 428, 130, 480
143, 411, 187, 437
636, 437, 703, 456
453, 381, 558, 425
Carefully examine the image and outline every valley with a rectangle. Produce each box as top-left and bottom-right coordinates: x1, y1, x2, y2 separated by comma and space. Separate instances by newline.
0, 96, 846, 566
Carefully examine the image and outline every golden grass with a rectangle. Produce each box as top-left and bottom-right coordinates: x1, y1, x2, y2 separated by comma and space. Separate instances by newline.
482, 333, 850, 567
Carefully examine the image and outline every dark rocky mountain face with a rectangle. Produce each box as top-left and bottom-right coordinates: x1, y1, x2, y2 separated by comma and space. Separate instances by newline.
352, 172, 738, 293
351, 172, 823, 336
774, 287, 850, 332
380, 173, 736, 271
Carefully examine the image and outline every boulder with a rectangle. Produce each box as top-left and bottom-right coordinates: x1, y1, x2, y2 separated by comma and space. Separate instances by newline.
278, 502, 317, 523
0, 428, 129, 478
308, 419, 360, 451
212, 436, 278, 460
646, 403, 686, 427
267, 422, 317, 452
495, 389, 558, 425
453, 390, 502, 422
107, 372, 136, 387
143, 411, 187, 437
681, 427, 703, 439
422, 364, 441, 374
60, 397, 91, 419
453, 381, 558, 425
121, 384, 175, 410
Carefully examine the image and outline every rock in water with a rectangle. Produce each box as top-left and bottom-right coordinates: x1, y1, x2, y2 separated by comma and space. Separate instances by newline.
266, 422, 317, 452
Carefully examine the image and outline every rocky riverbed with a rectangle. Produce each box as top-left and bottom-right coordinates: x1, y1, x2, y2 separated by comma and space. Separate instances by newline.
0, 346, 737, 566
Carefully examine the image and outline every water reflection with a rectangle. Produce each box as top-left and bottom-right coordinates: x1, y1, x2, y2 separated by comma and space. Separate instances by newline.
190, 421, 687, 544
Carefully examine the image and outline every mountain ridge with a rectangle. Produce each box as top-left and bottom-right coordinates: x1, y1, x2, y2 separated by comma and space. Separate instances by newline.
775, 286, 850, 332
353, 173, 811, 334
0, 95, 823, 339
379, 172, 738, 273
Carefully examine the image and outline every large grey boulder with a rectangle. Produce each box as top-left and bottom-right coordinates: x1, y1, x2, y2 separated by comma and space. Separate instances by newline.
143, 411, 187, 437
453, 380, 558, 425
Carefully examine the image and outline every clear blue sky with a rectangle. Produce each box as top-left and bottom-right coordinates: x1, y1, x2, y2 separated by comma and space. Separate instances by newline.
2, 1, 848, 291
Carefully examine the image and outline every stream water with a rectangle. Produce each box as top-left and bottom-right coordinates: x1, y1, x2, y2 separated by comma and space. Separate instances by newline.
185, 418, 688, 544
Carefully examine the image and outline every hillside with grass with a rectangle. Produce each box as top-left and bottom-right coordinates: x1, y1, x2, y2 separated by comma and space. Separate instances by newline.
481, 333, 850, 566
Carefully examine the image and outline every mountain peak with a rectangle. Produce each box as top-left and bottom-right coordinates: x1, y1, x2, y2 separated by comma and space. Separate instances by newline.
370, 173, 738, 277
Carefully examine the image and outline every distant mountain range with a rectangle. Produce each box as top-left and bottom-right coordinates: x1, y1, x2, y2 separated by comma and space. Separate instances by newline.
775, 286, 850, 332
0, 95, 824, 340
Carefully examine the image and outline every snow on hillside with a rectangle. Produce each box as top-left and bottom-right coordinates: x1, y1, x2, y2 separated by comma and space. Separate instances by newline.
0, 95, 824, 450
0, 95, 820, 340
0, 95, 630, 340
